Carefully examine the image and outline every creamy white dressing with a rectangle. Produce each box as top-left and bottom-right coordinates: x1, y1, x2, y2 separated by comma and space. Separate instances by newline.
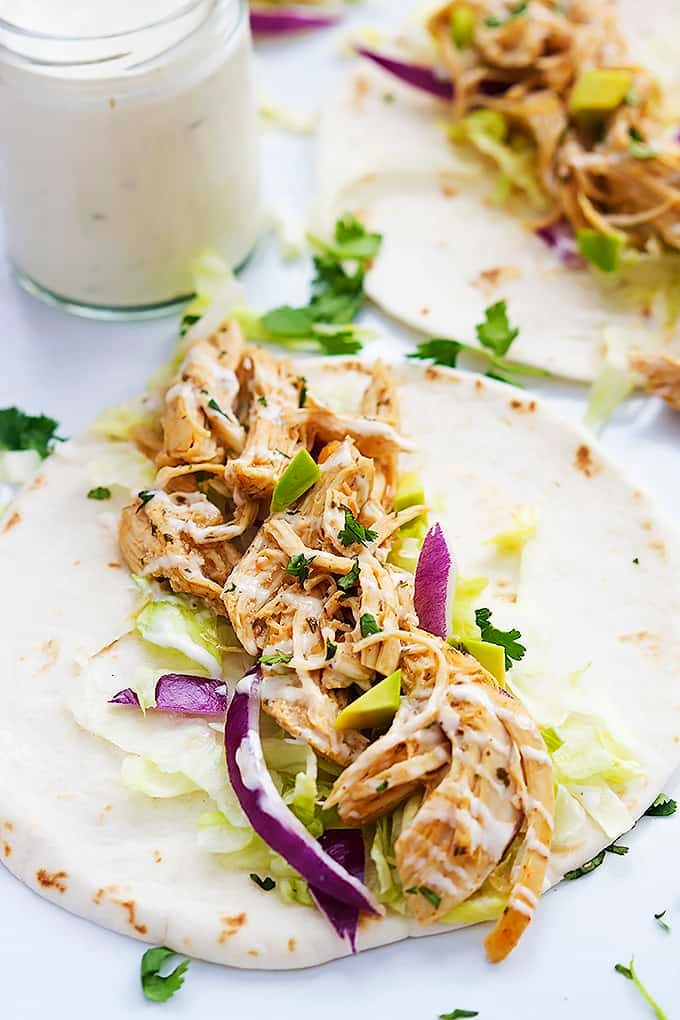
0, 0, 260, 311
525, 826, 550, 859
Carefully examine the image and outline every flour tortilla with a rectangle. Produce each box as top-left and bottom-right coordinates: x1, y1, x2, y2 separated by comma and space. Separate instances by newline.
1, 359, 680, 969
317, 0, 680, 382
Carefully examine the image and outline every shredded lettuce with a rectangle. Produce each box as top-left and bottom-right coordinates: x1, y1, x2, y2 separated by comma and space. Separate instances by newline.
448, 110, 544, 207
584, 327, 639, 434
0, 449, 41, 485
90, 399, 158, 444
552, 783, 589, 851
451, 576, 489, 640
87, 442, 155, 495
552, 714, 643, 788
369, 795, 422, 912
485, 506, 538, 554
135, 596, 223, 676
259, 101, 318, 135
121, 755, 201, 798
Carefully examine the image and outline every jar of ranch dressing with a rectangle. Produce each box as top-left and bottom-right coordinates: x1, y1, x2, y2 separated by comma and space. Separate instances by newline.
0, 0, 260, 317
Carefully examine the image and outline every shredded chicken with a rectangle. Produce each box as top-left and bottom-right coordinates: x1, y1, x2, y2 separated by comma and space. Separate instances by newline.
428, 0, 680, 250
630, 350, 680, 411
117, 318, 555, 960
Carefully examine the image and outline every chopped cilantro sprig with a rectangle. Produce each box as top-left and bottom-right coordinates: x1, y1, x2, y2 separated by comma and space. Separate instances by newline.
258, 214, 382, 356
474, 607, 525, 669
338, 508, 378, 547
615, 958, 668, 1020
0, 406, 61, 458
408, 301, 545, 387
140, 946, 189, 1003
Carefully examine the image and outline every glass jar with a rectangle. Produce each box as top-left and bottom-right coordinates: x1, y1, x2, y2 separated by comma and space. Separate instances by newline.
0, 0, 260, 318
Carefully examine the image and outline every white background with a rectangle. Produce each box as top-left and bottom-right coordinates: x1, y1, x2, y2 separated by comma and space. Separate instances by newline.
2, 2, 679, 1017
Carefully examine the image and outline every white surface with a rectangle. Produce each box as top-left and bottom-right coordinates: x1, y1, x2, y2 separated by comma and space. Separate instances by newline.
2, 2, 680, 1017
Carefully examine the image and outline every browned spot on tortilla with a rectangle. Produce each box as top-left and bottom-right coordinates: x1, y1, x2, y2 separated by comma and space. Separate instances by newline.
475, 378, 484, 392
288, 938, 297, 953
498, 592, 518, 604
152, 850, 162, 864
218, 912, 247, 944
419, 307, 430, 316
108, 561, 121, 569
5, 821, 14, 831
29, 472, 46, 490
472, 265, 521, 296
649, 539, 666, 558
120, 900, 147, 934
495, 578, 509, 588
36, 869, 68, 893
39, 638, 60, 672
633, 490, 642, 502
574, 444, 598, 478
92, 885, 145, 932
509, 398, 537, 414
182, 936, 191, 947
619, 630, 660, 654
248, 950, 259, 958
3, 842, 11, 857
351, 74, 371, 112
438, 171, 459, 198
641, 520, 652, 531
73, 559, 81, 566
2, 511, 21, 533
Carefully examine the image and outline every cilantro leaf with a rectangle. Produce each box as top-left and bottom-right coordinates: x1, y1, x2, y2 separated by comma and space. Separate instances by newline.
474, 608, 525, 669
405, 885, 441, 909
564, 850, 605, 880
409, 338, 465, 368
439, 1012, 479, 1020
258, 395, 268, 407
337, 557, 360, 593
325, 640, 337, 660
286, 553, 315, 584
259, 215, 382, 356
484, 0, 527, 26
250, 874, 276, 892
614, 957, 668, 1020
261, 651, 293, 667
605, 843, 628, 856
87, 486, 111, 500
376, 780, 389, 793
654, 910, 671, 933
298, 376, 308, 408
140, 946, 190, 1003
338, 508, 378, 547
475, 300, 519, 356
360, 613, 381, 638
0, 406, 61, 458
645, 793, 677, 817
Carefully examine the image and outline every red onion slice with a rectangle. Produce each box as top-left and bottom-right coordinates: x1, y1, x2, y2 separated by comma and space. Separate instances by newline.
356, 47, 454, 100
536, 220, 585, 270
110, 674, 228, 716
226, 666, 381, 917
309, 829, 365, 951
250, 7, 341, 35
414, 523, 454, 640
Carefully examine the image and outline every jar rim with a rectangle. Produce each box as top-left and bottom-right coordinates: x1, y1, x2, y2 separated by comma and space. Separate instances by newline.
1, 0, 212, 42
0, 0, 244, 79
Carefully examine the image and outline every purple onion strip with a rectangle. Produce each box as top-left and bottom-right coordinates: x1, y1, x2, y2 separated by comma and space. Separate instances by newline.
225, 666, 380, 918
310, 829, 365, 952
414, 523, 453, 640
250, 7, 341, 35
110, 673, 228, 716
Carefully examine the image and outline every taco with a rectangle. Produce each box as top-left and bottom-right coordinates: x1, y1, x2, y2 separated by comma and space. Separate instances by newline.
317, 0, 680, 384
1, 308, 679, 970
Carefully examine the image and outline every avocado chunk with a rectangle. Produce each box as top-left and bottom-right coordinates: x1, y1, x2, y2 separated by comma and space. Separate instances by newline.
576, 228, 624, 273
394, 471, 425, 512
569, 69, 632, 115
335, 669, 402, 731
452, 637, 506, 685
450, 3, 476, 48
270, 449, 320, 514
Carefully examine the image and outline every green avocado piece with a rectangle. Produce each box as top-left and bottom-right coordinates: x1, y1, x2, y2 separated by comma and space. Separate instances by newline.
335, 669, 402, 731
569, 69, 632, 115
576, 229, 624, 273
394, 471, 425, 512
450, 3, 476, 48
387, 535, 421, 573
457, 637, 506, 685
270, 449, 320, 514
